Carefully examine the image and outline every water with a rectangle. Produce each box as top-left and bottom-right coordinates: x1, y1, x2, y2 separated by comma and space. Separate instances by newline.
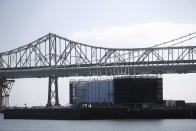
0, 113, 196, 131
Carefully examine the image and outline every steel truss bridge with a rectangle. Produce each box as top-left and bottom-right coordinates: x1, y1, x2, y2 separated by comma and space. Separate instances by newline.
0, 32, 196, 107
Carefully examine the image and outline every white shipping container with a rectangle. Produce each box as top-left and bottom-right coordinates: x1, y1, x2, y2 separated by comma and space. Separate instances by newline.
72, 79, 114, 104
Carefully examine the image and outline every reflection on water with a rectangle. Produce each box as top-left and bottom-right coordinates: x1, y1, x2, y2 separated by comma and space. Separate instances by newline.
0, 113, 196, 131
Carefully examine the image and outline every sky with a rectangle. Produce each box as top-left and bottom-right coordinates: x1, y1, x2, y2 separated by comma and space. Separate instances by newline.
0, 0, 196, 106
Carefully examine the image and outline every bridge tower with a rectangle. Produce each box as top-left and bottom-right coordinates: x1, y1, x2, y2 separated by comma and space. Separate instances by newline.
0, 79, 15, 109
46, 76, 60, 107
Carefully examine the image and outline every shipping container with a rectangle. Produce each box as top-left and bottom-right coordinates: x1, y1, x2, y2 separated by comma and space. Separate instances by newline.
70, 76, 163, 107
113, 77, 163, 104
164, 100, 176, 108
70, 79, 114, 106
186, 103, 196, 108
164, 100, 185, 108
176, 100, 185, 108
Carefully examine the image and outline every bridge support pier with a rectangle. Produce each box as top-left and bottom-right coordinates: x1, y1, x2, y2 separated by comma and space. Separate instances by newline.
46, 76, 60, 107
0, 79, 15, 109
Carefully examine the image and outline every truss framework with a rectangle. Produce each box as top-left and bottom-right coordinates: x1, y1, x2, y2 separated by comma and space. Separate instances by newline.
0, 33, 196, 78
46, 76, 60, 107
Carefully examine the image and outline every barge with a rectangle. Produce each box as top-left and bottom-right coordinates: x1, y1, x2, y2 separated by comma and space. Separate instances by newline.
3, 107, 196, 120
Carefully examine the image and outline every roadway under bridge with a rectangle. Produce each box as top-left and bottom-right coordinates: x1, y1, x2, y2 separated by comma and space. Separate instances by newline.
0, 32, 196, 107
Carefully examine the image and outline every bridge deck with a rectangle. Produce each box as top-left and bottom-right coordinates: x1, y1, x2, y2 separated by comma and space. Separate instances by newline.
1, 64, 196, 78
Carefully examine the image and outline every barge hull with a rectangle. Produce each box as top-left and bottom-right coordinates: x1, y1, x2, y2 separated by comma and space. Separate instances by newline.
3, 108, 196, 120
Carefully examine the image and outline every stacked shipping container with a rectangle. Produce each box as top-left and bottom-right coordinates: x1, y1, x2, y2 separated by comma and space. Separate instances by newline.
70, 79, 114, 106
70, 76, 163, 107
113, 77, 163, 104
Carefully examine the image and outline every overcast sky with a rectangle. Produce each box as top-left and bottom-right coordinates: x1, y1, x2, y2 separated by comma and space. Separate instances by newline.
1, 0, 196, 106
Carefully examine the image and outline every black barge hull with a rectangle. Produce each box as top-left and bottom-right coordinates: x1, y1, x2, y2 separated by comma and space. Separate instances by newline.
3, 108, 196, 120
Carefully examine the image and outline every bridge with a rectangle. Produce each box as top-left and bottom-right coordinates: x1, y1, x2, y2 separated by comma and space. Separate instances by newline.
0, 32, 196, 107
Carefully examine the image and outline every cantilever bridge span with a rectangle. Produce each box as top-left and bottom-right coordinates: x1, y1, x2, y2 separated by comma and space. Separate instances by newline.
0, 32, 196, 107
1, 33, 196, 78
